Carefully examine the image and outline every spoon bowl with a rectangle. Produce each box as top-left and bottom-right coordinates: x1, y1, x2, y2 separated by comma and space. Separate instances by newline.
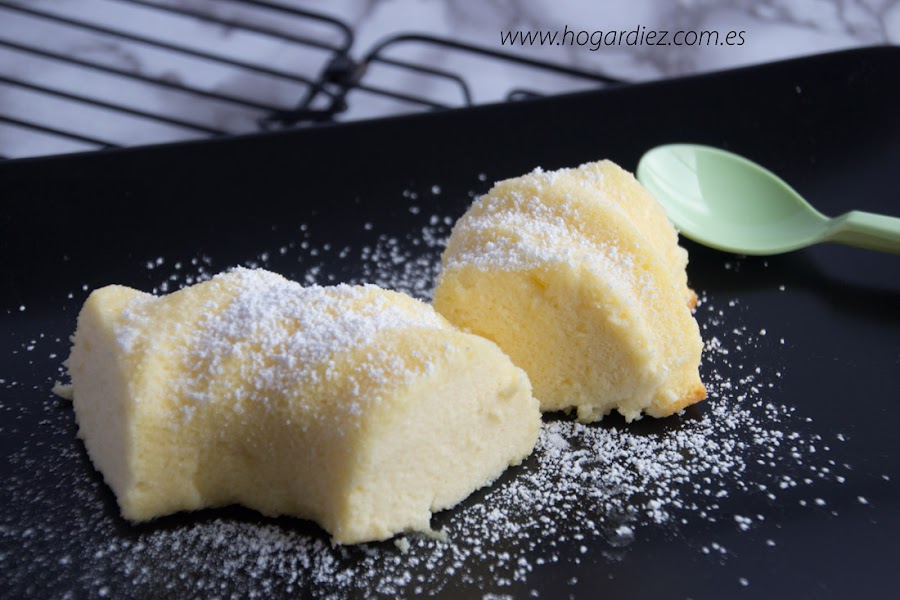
636, 144, 900, 255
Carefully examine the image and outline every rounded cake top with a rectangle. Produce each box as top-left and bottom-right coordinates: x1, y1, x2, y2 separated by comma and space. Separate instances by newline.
109, 268, 457, 426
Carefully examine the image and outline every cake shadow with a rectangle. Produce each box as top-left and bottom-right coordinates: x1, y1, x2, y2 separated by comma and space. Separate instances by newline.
541, 404, 705, 437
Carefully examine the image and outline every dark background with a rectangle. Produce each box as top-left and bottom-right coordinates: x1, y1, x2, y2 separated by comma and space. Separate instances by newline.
1, 47, 899, 598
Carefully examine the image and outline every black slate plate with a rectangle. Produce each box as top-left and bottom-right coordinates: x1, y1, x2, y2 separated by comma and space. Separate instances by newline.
1, 47, 899, 599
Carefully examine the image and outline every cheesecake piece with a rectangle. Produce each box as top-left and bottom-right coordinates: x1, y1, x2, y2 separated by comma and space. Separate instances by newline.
67, 268, 540, 544
433, 160, 705, 423
568, 160, 697, 308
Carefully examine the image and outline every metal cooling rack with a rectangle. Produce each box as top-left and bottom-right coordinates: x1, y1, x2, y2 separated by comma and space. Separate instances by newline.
0, 0, 624, 159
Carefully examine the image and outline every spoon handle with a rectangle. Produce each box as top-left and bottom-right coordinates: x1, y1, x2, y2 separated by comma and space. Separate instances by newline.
826, 210, 900, 254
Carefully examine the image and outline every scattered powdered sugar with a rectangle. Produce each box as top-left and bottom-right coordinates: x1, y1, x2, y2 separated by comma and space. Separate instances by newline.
0, 191, 873, 598
444, 189, 635, 299
169, 269, 446, 421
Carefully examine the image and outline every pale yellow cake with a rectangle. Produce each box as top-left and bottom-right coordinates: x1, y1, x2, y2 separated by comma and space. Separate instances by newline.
67, 268, 540, 544
433, 160, 706, 423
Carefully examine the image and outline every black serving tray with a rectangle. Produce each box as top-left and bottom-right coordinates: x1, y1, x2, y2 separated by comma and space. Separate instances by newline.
2, 47, 899, 599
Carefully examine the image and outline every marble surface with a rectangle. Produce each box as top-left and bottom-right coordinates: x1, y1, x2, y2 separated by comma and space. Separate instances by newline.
0, 0, 897, 158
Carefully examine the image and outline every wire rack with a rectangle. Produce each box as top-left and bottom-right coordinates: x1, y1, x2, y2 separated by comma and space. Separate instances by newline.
0, 0, 624, 159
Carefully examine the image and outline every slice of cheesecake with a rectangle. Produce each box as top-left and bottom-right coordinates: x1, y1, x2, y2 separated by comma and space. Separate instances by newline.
67, 268, 540, 544
433, 160, 706, 423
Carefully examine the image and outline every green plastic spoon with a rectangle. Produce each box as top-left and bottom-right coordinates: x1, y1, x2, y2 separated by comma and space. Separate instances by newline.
636, 144, 900, 255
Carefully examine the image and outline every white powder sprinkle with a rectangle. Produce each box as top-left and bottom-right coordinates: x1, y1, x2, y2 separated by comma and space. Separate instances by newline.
3, 198, 874, 598
171, 268, 445, 421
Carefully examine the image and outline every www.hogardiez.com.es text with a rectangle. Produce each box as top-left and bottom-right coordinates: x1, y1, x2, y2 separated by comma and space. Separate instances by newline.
501, 25, 746, 49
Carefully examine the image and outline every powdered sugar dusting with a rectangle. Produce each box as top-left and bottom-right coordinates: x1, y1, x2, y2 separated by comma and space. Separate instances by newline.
178, 269, 444, 418
1, 191, 876, 597
444, 190, 635, 298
